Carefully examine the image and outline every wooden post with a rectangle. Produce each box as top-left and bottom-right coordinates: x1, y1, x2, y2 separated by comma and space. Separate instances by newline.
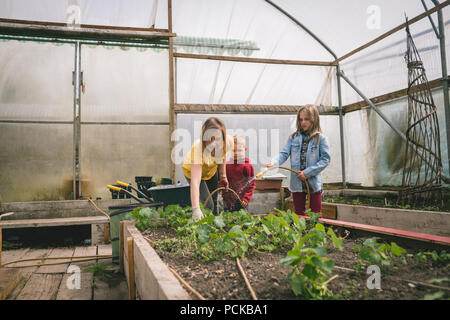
168, 0, 176, 182
0, 226, 2, 268
103, 224, 110, 243
119, 221, 124, 274
127, 237, 135, 300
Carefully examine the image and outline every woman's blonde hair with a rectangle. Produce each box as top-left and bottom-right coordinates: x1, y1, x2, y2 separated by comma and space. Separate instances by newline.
201, 117, 227, 155
291, 104, 322, 146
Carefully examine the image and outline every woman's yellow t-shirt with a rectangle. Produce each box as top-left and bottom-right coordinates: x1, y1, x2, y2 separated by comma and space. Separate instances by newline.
182, 135, 234, 180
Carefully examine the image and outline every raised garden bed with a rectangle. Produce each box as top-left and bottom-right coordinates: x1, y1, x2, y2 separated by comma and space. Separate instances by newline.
122, 206, 450, 300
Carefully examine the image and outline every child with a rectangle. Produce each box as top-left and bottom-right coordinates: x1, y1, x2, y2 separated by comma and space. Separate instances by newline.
266, 104, 330, 216
222, 136, 255, 212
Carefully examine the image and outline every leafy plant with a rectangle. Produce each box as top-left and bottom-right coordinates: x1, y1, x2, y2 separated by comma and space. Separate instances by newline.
353, 237, 406, 271
280, 213, 343, 299
414, 250, 450, 264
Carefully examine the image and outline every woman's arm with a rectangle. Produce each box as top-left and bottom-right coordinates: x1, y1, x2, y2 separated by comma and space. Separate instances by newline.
218, 163, 227, 178
190, 163, 202, 208
217, 163, 229, 190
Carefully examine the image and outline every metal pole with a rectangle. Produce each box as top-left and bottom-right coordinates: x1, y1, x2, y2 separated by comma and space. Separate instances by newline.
431, 0, 450, 177
264, 0, 347, 187
72, 42, 79, 200
77, 43, 82, 199
339, 71, 450, 183
336, 65, 346, 187
421, 0, 440, 38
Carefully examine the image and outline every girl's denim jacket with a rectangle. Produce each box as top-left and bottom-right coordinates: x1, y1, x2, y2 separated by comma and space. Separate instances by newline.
271, 132, 331, 193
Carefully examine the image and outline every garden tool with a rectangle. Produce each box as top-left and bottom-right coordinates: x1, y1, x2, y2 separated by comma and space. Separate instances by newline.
116, 180, 153, 202
107, 185, 146, 204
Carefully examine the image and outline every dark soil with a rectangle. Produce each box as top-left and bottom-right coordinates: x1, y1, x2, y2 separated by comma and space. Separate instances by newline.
142, 227, 450, 300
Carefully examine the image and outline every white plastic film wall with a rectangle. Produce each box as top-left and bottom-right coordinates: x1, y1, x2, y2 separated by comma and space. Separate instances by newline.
0, 40, 74, 202
80, 46, 170, 200
174, 113, 342, 189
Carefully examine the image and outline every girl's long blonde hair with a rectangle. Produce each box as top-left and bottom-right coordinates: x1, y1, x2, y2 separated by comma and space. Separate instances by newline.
291, 104, 322, 146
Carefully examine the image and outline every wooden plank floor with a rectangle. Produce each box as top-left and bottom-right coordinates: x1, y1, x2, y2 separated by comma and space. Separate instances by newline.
1, 244, 128, 300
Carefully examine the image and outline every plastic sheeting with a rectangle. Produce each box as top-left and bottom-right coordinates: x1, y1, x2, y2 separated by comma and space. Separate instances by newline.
0, 41, 74, 202
81, 124, 171, 200
174, 113, 342, 187
81, 46, 169, 122
1, 1, 450, 200
343, 87, 449, 187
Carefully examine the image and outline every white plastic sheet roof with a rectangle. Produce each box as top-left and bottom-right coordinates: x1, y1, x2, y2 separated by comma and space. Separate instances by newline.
1, 0, 449, 105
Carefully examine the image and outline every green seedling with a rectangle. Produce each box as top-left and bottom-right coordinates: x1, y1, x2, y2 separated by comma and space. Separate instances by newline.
353, 237, 406, 271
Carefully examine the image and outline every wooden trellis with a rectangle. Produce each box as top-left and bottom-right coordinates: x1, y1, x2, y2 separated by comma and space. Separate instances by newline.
400, 22, 443, 206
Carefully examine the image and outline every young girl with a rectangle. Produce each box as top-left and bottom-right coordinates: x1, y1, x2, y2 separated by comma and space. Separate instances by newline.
266, 105, 330, 216
182, 117, 234, 221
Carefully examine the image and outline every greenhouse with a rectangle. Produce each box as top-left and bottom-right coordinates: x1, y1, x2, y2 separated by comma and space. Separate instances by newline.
0, 0, 449, 303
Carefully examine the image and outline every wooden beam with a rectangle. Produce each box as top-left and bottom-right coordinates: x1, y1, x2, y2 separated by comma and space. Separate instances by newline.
174, 52, 337, 67
0, 18, 171, 33
0, 227, 2, 268
0, 216, 109, 229
127, 237, 135, 300
335, 0, 450, 63
344, 77, 446, 113
0, 18, 175, 43
168, 0, 176, 182
174, 104, 340, 115
0, 269, 22, 300
119, 221, 124, 274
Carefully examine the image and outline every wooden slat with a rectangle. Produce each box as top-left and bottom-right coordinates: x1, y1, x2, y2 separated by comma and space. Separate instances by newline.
1, 248, 30, 266
344, 77, 446, 113
13, 248, 52, 276
0, 18, 175, 42
127, 237, 135, 300
97, 244, 112, 265
56, 272, 93, 300
321, 203, 337, 220
16, 273, 63, 300
0, 216, 109, 229
174, 104, 339, 115
319, 217, 450, 246
119, 221, 124, 274
0, 269, 22, 300
335, 0, 450, 63
174, 52, 337, 66
123, 221, 191, 300
0, 18, 170, 33
0, 226, 2, 268
36, 247, 75, 274
70, 246, 98, 269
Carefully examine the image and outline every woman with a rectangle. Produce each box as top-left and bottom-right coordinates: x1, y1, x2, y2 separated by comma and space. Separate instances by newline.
182, 117, 234, 221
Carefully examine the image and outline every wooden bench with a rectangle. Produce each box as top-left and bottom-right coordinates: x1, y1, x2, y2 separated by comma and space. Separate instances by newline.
0, 216, 109, 229
0, 216, 109, 267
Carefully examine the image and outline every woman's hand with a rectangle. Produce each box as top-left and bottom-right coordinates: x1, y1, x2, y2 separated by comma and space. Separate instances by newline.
219, 177, 229, 191
297, 171, 307, 181
190, 206, 204, 222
